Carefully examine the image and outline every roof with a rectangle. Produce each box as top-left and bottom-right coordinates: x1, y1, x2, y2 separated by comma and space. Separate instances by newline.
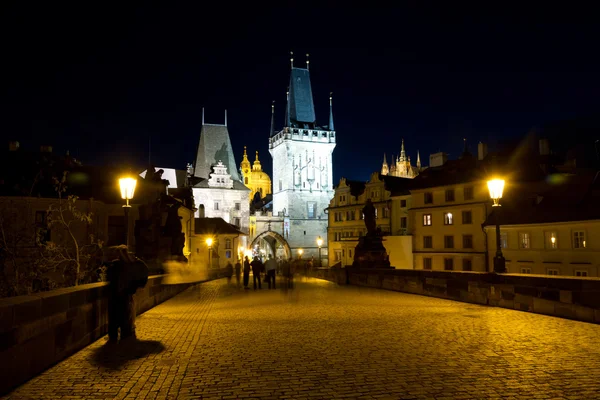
380, 174, 413, 196
288, 67, 316, 128
194, 124, 240, 181
484, 172, 600, 226
194, 218, 247, 235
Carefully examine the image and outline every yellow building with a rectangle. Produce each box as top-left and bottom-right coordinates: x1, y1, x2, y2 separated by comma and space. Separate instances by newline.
483, 173, 600, 276
240, 147, 272, 202
410, 156, 491, 272
327, 173, 413, 268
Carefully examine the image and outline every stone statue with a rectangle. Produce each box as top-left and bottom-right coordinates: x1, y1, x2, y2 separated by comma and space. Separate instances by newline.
362, 199, 377, 235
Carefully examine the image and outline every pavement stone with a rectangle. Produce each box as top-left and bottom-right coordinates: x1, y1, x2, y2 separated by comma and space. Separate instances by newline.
3, 276, 600, 399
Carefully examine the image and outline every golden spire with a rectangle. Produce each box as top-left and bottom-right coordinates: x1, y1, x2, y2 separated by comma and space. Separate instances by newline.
240, 145, 251, 172
253, 150, 262, 171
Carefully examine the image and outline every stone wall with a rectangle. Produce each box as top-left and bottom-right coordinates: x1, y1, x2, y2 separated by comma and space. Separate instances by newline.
0, 270, 229, 395
310, 268, 600, 324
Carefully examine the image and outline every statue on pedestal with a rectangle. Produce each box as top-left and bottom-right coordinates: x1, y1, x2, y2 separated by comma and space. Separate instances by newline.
352, 199, 391, 269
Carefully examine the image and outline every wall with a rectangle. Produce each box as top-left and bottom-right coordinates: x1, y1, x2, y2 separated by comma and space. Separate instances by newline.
383, 236, 413, 269
0, 272, 227, 395
309, 268, 600, 325
485, 220, 600, 277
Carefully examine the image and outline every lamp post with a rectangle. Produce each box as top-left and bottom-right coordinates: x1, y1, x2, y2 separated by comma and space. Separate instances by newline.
316, 236, 323, 268
487, 179, 506, 273
119, 177, 137, 251
298, 248, 303, 260
206, 237, 213, 269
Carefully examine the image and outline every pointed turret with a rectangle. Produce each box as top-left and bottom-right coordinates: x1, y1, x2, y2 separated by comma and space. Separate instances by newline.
381, 153, 389, 175
240, 146, 251, 172
285, 88, 290, 128
417, 151, 421, 169
400, 139, 406, 162
270, 101, 275, 137
194, 109, 240, 181
286, 66, 316, 128
329, 92, 335, 131
253, 151, 262, 171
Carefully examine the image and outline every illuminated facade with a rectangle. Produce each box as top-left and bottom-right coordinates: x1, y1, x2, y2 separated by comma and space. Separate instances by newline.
381, 139, 421, 179
240, 147, 272, 202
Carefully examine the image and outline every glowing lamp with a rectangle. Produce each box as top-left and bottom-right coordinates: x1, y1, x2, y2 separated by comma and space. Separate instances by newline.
119, 177, 137, 206
298, 249, 303, 256
317, 236, 323, 247
206, 237, 213, 247
487, 179, 505, 207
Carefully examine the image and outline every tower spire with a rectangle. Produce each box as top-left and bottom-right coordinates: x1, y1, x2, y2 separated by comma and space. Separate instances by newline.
400, 139, 406, 162
290, 51, 294, 69
306, 53, 310, 70
417, 151, 421, 169
225, 109, 227, 126
381, 153, 389, 175
202, 107, 205, 125
285, 88, 290, 127
270, 101, 275, 137
329, 92, 334, 131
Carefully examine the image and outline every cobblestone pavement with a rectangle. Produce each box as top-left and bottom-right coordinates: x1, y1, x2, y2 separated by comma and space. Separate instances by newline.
5, 276, 600, 399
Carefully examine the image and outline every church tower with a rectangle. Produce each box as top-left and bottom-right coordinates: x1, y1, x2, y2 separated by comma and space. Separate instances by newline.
268, 56, 336, 257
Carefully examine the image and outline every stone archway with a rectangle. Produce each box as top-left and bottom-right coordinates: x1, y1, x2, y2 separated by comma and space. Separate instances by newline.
250, 231, 292, 260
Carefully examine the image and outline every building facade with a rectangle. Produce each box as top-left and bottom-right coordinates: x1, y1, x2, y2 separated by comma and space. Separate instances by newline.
381, 139, 422, 178
239, 147, 272, 202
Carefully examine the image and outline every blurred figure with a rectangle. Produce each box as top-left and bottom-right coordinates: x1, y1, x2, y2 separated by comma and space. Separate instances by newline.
225, 262, 233, 284
265, 254, 277, 289
234, 259, 242, 288
281, 257, 293, 289
243, 256, 251, 289
251, 256, 263, 290
105, 245, 148, 343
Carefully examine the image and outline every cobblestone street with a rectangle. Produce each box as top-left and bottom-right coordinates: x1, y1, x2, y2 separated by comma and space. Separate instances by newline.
5, 277, 600, 399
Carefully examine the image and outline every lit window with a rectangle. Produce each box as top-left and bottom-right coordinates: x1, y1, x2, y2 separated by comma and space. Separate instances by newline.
545, 231, 557, 249
573, 231, 586, 249
423, 214, 432, 226
444, 212, 453, 225
307, 202, 316, 218
500, 232, 508, 249
519, 233, 530, 249
226, 251, 232, 258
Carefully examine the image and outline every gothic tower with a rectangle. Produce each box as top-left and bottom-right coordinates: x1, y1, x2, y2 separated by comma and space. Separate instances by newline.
268, 58, 336, 257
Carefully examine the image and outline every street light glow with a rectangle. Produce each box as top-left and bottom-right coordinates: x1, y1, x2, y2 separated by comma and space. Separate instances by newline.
119, 177, 137, 204
487, 179, 505, 207
317, 236, 323, 247
206, 237, 213, 247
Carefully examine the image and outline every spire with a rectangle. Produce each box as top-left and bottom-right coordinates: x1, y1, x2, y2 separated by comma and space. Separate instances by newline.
202, 107, 205, 125
306, 53, 310, 70
381, 153, 389, 175
270, 101, 275, 137
417, 151, 421, 169
240, 145, 251, 173
285, 88, 290, 127
253, 150, 262, 171
400, 139, 406, 162
290, 51, 294, 69
329, 92, 334, 131
225, 109, 228, 126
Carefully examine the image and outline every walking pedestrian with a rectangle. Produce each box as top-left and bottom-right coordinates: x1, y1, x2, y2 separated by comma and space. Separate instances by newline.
235, 259, 242, 288
225, 261, 233, 284
265, 254, 277, 289
251, 256, 263, 290
243, 256, 251, 289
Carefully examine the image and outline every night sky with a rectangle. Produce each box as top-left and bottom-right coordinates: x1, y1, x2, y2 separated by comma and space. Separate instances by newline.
3, 4, 599, 182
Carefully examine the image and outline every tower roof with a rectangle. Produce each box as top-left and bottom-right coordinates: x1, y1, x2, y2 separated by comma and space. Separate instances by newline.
287, 67, 316, 128
194, 122, 240, 181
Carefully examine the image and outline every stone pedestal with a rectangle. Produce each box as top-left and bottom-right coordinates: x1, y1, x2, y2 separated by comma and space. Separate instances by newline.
352, 234, 392, 269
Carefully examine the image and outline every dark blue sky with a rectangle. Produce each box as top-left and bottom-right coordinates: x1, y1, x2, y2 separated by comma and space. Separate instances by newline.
2, 4, 599, 182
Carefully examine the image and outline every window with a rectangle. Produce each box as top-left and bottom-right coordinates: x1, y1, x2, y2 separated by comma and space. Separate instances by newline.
463, 234, 473, 249
575, 270, 588, 277
462, 210, 472, 224
335, 251, 342, 261
501, 232, 508, 249
401, 199, 407, 208
424, 192, 433, 204
462, 259, 472, 271
519, 232, 530, 249
444, 235, 454, 249
383, 207, 389, 218
375, 208, 378, 219
279, 180, 283, 191
214, 202, 219, 211
226, 251, 232, 258
225, 239, 232, 249
464, 186, 474, 201
545, 231, 557, 249
307, 202, 316, 218
444, 212, 453, 225
234, 218, 240, 227
400, 217, 407, 229
547, 269, 559, 276
445, 189, 455, 202
423, 236, 433, 248
521, 267, 532, 274
423, 214, 432, 226
573, 231, 586, 249
348, 249, 352, 258
235, 202, 241, 211
444, 258, 454, 271
423, 258, 432, 270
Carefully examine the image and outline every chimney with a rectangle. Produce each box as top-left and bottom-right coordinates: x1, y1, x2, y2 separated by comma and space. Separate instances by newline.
40, 145, 53, 153
429, 152, 448, 167
477, 142, 488, 161
539, 138, 550, 156
9, 141, 20, 151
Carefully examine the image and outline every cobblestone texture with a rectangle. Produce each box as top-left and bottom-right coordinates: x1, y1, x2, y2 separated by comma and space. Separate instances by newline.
4, 277, 600, 399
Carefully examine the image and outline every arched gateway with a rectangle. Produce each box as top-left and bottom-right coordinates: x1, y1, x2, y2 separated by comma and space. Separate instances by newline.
250, 230, 291, 260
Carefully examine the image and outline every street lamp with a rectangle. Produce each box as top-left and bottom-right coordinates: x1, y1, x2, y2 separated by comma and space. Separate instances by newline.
487, 178, 506, 273
119, 177, 137, 251
298, 248, 303, 260
206, 237, 213, 269
316, 236, 323, 268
